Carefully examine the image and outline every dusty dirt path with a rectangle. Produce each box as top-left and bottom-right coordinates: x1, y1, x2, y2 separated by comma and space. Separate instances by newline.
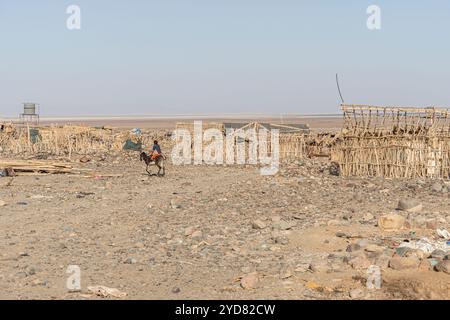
0, 156, 449, 299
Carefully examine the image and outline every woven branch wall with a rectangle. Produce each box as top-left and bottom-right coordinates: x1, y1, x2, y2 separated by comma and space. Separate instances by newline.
0, 124, 171, 157
175, 122, 310, 162
332, 105, 450, 178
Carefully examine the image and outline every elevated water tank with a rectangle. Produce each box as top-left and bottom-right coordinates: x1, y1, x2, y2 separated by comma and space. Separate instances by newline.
23, 103, 37, 115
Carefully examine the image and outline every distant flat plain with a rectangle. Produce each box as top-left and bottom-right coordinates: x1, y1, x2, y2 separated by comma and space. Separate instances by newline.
31, 114, 344, 131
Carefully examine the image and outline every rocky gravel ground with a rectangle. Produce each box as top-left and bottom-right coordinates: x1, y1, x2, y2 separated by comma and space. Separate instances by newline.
0, 153, 449, 300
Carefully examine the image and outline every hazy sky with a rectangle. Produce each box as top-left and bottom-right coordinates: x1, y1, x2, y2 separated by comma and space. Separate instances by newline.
1, 0, 450, 116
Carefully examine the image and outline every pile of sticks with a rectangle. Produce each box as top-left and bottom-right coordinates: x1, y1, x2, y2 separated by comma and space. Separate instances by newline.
0, 159, 87, 174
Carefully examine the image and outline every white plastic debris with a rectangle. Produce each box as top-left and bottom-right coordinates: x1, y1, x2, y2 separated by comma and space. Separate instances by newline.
397, 237, 448, 254
436, 229, 450, 240
131, 128, 142, 135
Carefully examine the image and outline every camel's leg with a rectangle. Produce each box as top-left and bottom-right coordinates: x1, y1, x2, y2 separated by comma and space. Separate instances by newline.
146, 164, 151, 175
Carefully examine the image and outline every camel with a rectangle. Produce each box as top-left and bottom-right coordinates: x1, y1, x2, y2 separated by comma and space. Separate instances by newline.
140, 152, 166, 176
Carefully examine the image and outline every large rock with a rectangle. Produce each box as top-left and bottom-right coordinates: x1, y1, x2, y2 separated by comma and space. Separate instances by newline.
240, 272, 260, 289
435, 260, 450, 274
378, 214, 406, 231
431, 250, 447, 260
273, 220, 296, 230
430, 182, 443, 193
389, 256, 421, 270
375, 253, 392, 269
309, 259, 329, 273
362, 213, 374, 221
397, 199, 422, 213
347, 255, 372, 269
252, 219, 267, 230
418, 258, 433, 271
349, 288, 365, 299
407, 216, 427, 228
0, 200, 5, 207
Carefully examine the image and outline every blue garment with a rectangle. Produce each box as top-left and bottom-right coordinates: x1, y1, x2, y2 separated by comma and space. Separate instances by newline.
153, 144, 161, 153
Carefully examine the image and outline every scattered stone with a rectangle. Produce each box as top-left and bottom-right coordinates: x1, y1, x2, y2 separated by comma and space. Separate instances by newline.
30, 194, 53, 200
123, 257, 138, 264
362, 213, 374, 221
280, 269, 293, 279
273, 235, 289, 245
240, 272, 260, 289
26, 267, 37, 276
356, 239, 371, 248
389, 256, 421, 270
347, 255, 371, 269
404, 249, 427, 260
18, 252, 29, 257
364, 244, 384, 253
425, 219, 438, 230
271, 216, 281, 223
375, 253, 392, 269
309, 260, 329, 273
395, 247, 412, 257
134, 242, 145, 249
76, 192, 94, 199
31, 279, 47, 287
408, 216, 427, 228
378, 214, 406, 231
431, 249, 447, 260
346, 243, 362, 252
79, 156, 91, 163
184, 227, 195, 237
274, 220, 296, 230
0, 200, 6, 207
170, 200, 181, 209
88, 286, 127, 298
327, 219, 341, 226
435, 260, 450, 274
172, 287, 181, 294
397, 199, 422, 213
191, 230, 203, 240
349, 288, 364, 299
295, 263, 311, 273
252, 219, 267, 230
431, 182, 443, 193
418, 258, 433, 271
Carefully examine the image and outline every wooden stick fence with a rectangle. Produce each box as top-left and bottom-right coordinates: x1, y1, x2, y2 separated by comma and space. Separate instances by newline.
333, 104, 450, 178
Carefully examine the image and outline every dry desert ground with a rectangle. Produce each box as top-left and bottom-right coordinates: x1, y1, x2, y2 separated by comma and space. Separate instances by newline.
0, 116, 449, 300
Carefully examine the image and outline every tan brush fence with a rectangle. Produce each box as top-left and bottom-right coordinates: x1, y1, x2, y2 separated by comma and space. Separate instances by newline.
0, 124, 171, 157
332, 104, 450, 178
0, 121, 333, 162
175, 121, 311, 162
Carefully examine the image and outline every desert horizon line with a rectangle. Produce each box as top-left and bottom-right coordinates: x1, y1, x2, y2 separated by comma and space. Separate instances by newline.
0, 112, 343, 121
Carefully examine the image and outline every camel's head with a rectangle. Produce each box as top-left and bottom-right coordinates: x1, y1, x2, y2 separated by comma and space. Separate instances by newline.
139, 152, 146, 161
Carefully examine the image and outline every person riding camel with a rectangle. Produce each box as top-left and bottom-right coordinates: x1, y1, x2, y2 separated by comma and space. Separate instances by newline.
151, 140, 165, 160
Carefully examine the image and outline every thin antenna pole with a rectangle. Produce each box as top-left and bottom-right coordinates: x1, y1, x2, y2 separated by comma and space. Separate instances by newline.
336, 73, 345, 104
